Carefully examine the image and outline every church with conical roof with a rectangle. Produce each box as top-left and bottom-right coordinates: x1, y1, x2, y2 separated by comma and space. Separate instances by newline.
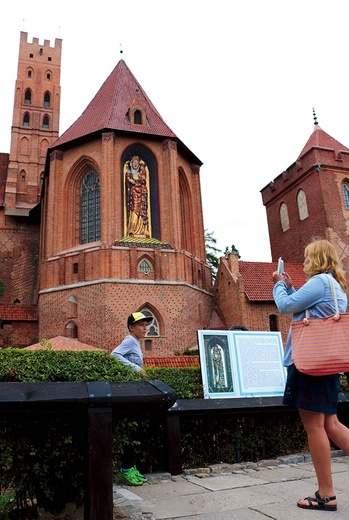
0, 32, 213, 351
0, 32, 348, 352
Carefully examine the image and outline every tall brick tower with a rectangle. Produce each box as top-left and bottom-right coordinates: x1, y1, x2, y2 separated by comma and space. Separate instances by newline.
5, 32, 62, 213
38, 59, 213, 353
261, 116, 349, 274
0, 32, 62, 347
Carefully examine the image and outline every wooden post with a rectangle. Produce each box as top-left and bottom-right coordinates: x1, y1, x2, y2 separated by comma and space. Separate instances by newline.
166, 412, 182, 475
85, 382, 113, 520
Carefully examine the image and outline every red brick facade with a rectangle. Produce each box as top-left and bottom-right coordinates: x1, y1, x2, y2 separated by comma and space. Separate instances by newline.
1, 33, 349, 355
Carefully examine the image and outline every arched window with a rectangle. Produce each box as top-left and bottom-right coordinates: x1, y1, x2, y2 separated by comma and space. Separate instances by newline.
23, 113, 30, 127
44, 92, 50, 107
68, 295, 77, 319
342, 183, 349, 209
138, 259, 153, 274
24, 89, 31, 105
80, 169, 100, 244
66, 321, 78, 339
134, 109, 142, 124
280, 202, 290, 231
141, 308, 160, 337
42, 115, 49, 129
297, 189, 308, 220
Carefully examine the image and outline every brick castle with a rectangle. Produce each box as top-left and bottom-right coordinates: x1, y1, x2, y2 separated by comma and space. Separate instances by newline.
0, 33, 348, 352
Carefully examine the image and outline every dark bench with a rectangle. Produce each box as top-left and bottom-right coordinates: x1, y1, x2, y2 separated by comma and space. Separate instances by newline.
0, 380, 177, 520
166, 392, 349, 475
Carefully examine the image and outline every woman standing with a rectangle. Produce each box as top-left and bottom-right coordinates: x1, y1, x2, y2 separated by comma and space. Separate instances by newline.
272, 239, 349, 511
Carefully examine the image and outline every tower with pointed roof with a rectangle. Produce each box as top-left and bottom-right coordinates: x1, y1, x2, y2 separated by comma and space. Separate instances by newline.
261, 115, 349, 273
38, 59, 213, 352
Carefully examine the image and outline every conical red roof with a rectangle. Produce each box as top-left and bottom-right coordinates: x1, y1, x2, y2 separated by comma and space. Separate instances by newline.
53, 60, 177, 147
298, 123, 349, 159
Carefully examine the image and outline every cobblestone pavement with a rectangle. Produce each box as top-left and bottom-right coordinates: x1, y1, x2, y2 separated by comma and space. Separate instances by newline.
113, 451, 349, 519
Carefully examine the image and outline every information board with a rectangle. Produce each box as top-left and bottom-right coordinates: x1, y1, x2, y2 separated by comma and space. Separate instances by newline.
197, 330, 287, 398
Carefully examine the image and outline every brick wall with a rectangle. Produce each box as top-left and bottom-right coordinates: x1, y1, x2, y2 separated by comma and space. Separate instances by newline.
39, 281, 214, 355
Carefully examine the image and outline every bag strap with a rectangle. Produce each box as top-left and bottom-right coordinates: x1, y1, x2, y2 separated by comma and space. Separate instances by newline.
325, 273, 340, 320
304, 273, 340, 323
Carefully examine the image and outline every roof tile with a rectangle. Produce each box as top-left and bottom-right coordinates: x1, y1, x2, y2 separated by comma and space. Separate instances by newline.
298, 124, 349, 158
144, 356, 199, 368
239, 261, 305, 301
53, 60, 177, 148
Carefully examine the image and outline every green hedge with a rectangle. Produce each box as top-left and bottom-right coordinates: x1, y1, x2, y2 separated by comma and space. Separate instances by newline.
1, 348, 348, 517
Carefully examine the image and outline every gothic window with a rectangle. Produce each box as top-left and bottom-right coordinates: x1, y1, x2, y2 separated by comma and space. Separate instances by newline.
138, 259, 153, 274
141, 308, 159, 337
24, 89, 31, 105
134, 109, 142, 124
342, 183, 349, 209
23, 113, 30, 127
280, 202, 290, 231
44, 92, 50, 107
68, 295, 77, 319
27, 69, 32, 78
42, 115, 49, 129
297, 189, 308, 220
80, 169, 100, 244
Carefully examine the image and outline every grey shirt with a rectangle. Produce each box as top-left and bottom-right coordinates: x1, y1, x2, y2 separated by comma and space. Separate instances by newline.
111, 334, 143, 373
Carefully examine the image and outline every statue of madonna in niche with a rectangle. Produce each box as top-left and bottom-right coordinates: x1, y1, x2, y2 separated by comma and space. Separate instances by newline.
124, 155, 151, 238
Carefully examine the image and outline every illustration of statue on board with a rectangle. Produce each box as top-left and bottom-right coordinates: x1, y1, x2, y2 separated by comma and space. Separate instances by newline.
124, 155, 151, 238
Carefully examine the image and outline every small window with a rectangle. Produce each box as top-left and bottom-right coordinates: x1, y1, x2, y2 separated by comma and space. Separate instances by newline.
134, 109, 142, 124
145, 339, 152, 351
42, 115, 49, 129
73, 263, 79, 274
23, 113, 30, 127
44, 92, 50, 107
24, 89, 31, 105
280, 202, 290, 231
342, 184, 349, 209
46, 72, 51, 81
269, 314, 278, 331
48, 56, 52, 62
27, 70, 32, 78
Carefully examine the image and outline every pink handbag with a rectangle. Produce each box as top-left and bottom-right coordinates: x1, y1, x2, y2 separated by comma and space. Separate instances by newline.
291, 275, 349, 376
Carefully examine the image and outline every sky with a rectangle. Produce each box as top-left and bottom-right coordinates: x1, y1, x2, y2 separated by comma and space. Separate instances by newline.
2, 0, 349, 262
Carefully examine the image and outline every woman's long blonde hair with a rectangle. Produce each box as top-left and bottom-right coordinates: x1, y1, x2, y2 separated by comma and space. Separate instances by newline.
304, 239, 347, 291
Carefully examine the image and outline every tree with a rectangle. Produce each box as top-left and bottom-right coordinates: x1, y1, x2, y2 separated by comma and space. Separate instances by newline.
224, 244, 241, 259
205, 230, 221, 281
